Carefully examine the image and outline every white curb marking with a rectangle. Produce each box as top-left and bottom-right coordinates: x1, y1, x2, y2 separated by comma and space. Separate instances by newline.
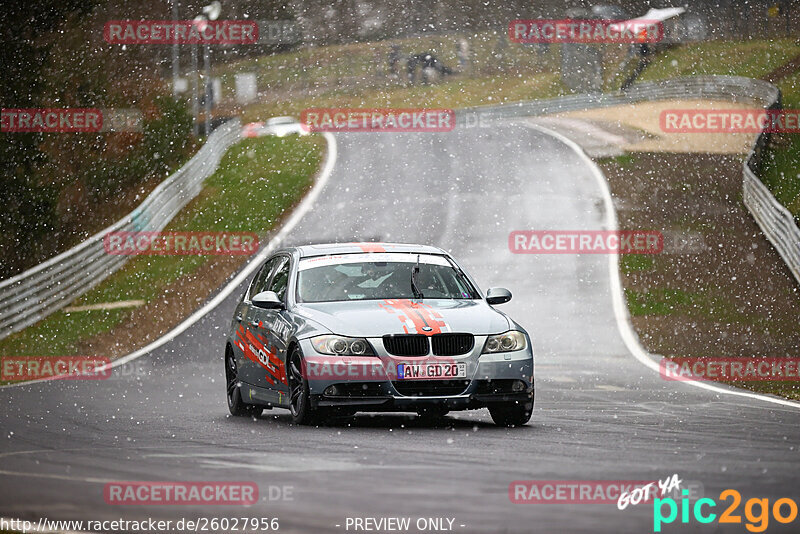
526, 122, 800, 410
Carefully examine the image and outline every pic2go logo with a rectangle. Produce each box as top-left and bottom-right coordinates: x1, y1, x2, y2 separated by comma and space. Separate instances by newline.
653, 489, 798, 532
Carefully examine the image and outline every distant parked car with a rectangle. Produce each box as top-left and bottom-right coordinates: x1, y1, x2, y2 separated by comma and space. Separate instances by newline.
241, 121, 265, 138
591, 5, 630, 20
241, 117, 306, 138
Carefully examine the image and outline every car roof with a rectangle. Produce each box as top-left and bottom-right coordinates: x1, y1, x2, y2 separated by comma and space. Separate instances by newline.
293, 242, 448, 258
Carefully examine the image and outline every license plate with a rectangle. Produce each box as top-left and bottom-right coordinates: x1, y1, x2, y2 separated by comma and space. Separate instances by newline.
397, 362, 467, 380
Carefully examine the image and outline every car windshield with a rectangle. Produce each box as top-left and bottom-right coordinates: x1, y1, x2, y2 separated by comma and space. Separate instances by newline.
297, 254, 477, 303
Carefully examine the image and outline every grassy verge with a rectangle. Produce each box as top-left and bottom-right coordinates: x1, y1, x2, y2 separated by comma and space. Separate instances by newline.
760, 133, 800, 218
596, 40, 800, 399
636, 39, 800, 216
759, 70, 800, 218
638, 39, 800, 82
241, 72, 564, 122
0, 133, 323, 358
220, 32, 562, 90
214, 32, 567, 121
602, 151, 800, 400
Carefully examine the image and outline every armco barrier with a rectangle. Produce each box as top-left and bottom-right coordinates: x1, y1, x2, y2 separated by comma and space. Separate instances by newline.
0, 119, 242, 339
458, 75, 800, 287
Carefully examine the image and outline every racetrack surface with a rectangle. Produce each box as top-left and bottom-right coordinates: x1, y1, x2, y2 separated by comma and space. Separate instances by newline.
1, 124, 799, 533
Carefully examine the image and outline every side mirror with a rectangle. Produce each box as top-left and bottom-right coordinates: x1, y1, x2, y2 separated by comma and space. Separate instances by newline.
486, 287, 512, 305
251, 291, 284, 309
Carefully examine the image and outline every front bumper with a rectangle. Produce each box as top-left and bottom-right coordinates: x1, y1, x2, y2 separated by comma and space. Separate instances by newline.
298, 336, 533, 412
312, 387, 534, 411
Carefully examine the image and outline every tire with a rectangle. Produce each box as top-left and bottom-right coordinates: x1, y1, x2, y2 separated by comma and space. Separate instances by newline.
287, 346, 322, 425
225, 347, 263, 417
488, 393, 533, 427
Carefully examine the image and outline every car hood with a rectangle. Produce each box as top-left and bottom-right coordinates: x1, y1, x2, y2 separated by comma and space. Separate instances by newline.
294, 299, 510, 337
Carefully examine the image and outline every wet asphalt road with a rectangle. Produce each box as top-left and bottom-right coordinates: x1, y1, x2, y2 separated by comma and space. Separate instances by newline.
1, 124, 799, 534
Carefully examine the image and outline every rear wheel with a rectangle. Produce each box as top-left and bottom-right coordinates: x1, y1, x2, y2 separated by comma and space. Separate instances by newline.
287, 346, 322, 425
225, 347, 263, 417
488, 393, 533, 427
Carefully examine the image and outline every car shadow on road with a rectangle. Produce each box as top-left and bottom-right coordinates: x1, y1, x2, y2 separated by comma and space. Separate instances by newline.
223, 410, 539, 432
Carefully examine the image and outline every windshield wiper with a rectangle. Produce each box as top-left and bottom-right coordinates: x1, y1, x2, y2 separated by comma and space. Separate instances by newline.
411, 254, 424, 300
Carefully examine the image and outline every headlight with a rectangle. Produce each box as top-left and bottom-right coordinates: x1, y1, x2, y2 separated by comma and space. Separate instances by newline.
311, 335, 375, 356
481, 331, 527, 354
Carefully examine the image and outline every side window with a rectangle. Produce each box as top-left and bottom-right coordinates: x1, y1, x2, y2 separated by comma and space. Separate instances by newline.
248, 257, 278, 300
267, 257, 291, 301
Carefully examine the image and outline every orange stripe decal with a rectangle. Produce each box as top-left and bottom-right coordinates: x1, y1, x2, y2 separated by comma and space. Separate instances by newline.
379, 299, 448, 335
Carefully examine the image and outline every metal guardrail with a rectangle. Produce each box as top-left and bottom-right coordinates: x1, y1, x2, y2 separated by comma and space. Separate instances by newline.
458, 75, 800, 286
0, 119, 242, 339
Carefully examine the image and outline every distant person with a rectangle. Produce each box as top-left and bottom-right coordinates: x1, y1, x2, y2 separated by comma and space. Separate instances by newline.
422, 53, 453, 83
421, 53, 436, 83
493, 33, 507, 61
406, 55, 418, 82
407, 52, 453, 84
375, 49, 384, 77
621, 43, 654, 90
388, 45, 401, 77
457, 38, 470, 71
206, 80, 215, 109
536, 16, 549, 55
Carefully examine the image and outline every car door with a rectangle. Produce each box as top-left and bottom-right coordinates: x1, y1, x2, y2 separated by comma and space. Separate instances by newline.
248, 255, 292, 397
235, 256, 280, 386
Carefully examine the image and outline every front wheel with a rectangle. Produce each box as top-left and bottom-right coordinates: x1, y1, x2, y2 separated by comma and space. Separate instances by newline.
225, 347, 263, 417
488, 393, 533, 427
287, 346, 321, 425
